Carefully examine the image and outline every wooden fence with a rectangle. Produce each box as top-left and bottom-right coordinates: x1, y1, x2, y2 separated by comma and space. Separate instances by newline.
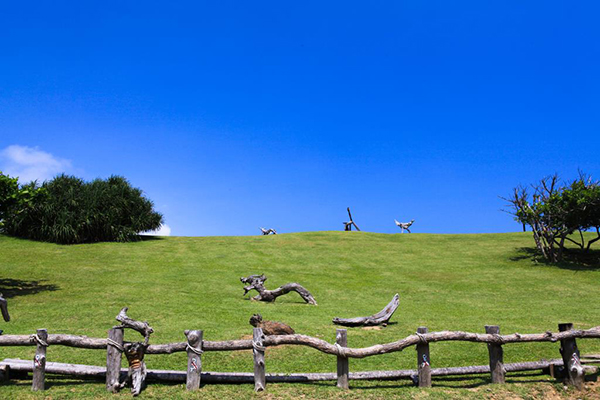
0, 323, 599, 393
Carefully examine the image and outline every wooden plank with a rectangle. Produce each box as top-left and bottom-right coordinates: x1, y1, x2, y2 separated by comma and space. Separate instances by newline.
336, 329, 349, 389
253, 328, 266, 391
185, 330, 203, 391
416, 327, 431, 387
31, 328, 47, 391
559, 323, 584, 389
485, 325, 505, 384
105, 327, 123, 392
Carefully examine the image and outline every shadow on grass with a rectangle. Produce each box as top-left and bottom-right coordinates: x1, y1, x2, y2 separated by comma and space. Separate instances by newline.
138, 235, 166, 242
0, 278, 59, 299
510, 247, 600, 271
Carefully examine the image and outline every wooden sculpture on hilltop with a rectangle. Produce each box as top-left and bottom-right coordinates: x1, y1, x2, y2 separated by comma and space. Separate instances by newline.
260, 227, 277, 235
343, 207, 360, 231
241, 274, 317, 305
394, 219, 415, 233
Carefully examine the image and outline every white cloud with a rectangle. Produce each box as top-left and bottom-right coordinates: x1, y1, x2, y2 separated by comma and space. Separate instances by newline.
0, 145, 72, 183
140, 224, 172, 236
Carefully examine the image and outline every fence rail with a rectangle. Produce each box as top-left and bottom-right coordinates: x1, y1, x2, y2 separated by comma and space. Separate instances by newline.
0, 323, 599, 393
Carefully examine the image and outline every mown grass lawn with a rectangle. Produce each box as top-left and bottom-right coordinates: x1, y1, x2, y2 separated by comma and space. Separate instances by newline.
0, 231, 599, 399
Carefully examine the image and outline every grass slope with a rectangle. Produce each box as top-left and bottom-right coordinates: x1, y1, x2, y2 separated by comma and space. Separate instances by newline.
0, 231, 599, 399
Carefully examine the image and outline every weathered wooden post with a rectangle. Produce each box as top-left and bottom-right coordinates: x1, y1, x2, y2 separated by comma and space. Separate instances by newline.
336, 329, 349, 389
416, 327, 431, 387
253, 327, 266, 392
185, 330, 203, 391
558, 323, 584, 390
31, 328, 48, 391
485, 325, 505, 384
106, 327, 124, 392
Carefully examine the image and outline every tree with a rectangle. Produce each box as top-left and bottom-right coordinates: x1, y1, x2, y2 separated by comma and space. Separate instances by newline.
506, 174, 600, 262
1, 174, 163, 244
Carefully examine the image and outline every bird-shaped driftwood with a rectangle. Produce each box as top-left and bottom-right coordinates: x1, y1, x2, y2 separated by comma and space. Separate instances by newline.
260, 227, 277, 235
394, 219, 414, 233
241, 274, 317, 305
332, 294, 400, 327
249, 314, 295, 335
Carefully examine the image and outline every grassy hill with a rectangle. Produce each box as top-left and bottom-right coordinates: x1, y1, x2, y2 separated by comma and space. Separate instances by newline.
0, 231, 599, 399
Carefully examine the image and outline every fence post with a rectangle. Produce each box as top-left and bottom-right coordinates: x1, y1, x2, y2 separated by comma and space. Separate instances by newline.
416, 327, 431, 387
31, 328, 47, 391
336, 329, 349, 389
558, 323, 584, 390
106, 327, 124, 392
253, 327, 266, 392
185, 330, 203, 391
485, 325, 505, 384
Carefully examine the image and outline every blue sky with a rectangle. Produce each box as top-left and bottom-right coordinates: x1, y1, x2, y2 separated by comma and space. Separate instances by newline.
1, 1, 598, 236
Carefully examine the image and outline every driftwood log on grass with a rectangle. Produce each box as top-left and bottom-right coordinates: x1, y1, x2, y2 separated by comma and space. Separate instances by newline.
333, 294, 399, 327
249, 314, 295, 335
241, 274, 317, 305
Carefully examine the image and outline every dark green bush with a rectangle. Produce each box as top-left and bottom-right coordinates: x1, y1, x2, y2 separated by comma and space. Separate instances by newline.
1, 174, 163, 244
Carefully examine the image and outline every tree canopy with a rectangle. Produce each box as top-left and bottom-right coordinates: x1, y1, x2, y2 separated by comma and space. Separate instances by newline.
0, 173, 163, 244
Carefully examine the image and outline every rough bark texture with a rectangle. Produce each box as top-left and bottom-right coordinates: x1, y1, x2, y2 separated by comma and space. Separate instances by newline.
0, 294, 9, 323
31, 328, 47, 391
241, 274, 317, 305
336, 329, 349, 389
485, 325, 505, 384
115, 307, 154, 345
122, 342, 148, 396
106, 327, 124, 393
416, 327, 431, 387
185, 330, 203, 391
333, 294, 399, 327
253, 328, 266, 391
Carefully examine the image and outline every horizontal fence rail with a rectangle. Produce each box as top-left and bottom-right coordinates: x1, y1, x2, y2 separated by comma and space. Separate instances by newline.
0, 324, 598, 393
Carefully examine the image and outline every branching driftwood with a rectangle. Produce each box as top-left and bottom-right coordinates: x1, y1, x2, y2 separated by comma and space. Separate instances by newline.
240, 274, 317, 305
333, 294, 400, 327
0, 293, 9, 323
114, 307, 153, 396
343, 207, 360, 231
260, 228, 277, 235
394, 219, 415, 233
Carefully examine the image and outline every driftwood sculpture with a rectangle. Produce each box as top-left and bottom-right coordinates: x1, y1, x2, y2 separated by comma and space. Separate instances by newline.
0, 294, 9, 335
241, 274, 317, 305
343, 207, 360, 231
394, 219, 414, 233
260, 227, 277, 235
113, 307, 153, 396
333, 293, 399, 327
249, 314, 295, 335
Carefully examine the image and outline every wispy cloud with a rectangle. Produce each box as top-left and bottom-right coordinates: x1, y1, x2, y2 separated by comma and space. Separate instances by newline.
140, 224, 172, 236
0, 145, 72, 183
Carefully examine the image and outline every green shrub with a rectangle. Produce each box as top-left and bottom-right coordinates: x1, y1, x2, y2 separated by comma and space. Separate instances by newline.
1, 174, 163, 244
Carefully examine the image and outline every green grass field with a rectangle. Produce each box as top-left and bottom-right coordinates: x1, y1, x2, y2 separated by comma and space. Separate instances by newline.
0, 231, 599, 399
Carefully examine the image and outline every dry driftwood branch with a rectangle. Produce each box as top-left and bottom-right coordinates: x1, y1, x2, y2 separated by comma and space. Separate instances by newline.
3, 357, 597, 384
115, 307, 154, 345
394, 219, 415, 233
343, 207, 360, 231
0, 294, 9, 323
333, 294, 399, 327
240, 274, 317, 305
121, 342, 148, 396
1, 327, 599, 357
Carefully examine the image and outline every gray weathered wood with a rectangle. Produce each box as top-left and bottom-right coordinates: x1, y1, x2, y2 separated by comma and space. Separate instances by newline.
0, 293, 9, 322
0, 364, 9, 382
115, 307, 154, 345
31, 328, 47, 391
333, 294, 399, 327
106, 327, 124, 392
253, 328, 266, 391
416, 327, 431, 387
485, 325, 505, 384
336, 329, 349, 389
559, 323, 584, 389
185, 330, 203, 391
241, 274, 317, 305
123, 341, 148, 396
